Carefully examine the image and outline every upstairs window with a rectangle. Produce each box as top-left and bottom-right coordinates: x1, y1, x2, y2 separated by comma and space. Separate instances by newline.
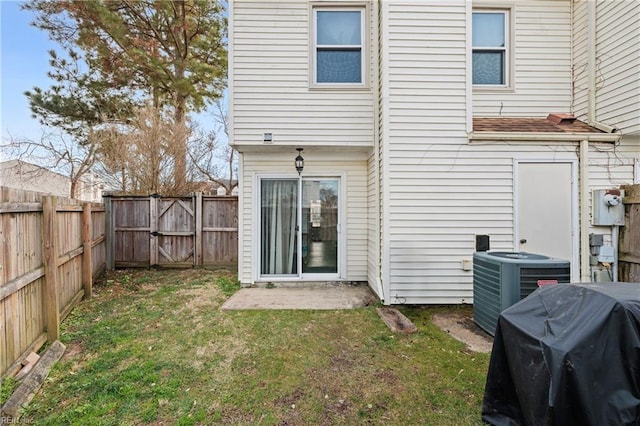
472, 10, 509, 86
313, 8, 365, 85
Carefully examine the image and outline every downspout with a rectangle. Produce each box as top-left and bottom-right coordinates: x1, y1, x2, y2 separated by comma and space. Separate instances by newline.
372, 0, 385, 301
587, 0, 596, 124
612, 224, 619, 281
379, 0, 392, 304
580, 140, 590, 282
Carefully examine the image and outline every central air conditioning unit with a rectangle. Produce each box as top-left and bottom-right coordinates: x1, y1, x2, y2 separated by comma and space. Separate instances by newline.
473, 251, 571, 336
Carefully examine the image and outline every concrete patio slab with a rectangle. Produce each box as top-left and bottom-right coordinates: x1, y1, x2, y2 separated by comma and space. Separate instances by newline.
220, 286, 377, 310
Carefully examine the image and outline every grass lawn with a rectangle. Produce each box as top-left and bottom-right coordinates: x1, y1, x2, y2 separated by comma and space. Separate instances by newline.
7, 269, 490, 425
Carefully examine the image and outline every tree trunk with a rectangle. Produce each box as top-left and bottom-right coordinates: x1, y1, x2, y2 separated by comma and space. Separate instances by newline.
70, 179, 78, 199
173, 98, 187, 192
171, 1, 188, 193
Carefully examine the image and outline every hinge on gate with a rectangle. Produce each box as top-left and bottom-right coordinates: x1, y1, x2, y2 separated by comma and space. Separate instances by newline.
151, 231, 160, 237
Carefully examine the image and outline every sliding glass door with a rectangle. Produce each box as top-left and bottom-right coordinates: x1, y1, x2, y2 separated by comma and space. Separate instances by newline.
302, 179, 338, 274
260, 177, 339, 279
260, 179, 299, 275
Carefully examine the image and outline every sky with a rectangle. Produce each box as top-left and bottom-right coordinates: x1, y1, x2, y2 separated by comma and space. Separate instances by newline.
0, 0, 56, 144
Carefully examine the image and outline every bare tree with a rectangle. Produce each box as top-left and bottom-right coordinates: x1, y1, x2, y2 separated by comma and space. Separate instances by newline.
1, 130, 99, 199
95, 104, 193, 195
188, 101, 237, 195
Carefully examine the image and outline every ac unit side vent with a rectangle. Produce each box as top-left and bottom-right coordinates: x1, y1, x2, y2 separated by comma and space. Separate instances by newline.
472, 257, 502, 334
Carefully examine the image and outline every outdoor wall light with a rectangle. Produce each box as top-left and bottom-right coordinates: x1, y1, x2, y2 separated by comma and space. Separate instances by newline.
295, 148, 304, 175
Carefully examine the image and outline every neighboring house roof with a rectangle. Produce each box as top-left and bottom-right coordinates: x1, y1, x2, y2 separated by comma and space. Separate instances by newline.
192, 180, 238, 192
0, 159, 103, 202
473, 114, 605, 134
0, 160, 70, 198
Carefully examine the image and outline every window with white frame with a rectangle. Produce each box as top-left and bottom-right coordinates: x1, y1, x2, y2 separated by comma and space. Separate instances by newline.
472, 10, 509, 86
313, 7, 365, 85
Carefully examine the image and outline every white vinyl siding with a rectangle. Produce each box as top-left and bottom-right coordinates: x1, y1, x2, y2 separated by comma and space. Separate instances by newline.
571, 0, 589, 122
586, 136, 638, 248
381, 0, 636, 305
231, 1, 375, 147
573, 0, 640, 134
383, 139, 636, 305
385, 1, 471, 304
595, 1, 640, 134
238, 151, 368, 285
473, 1, 572, 116
367, 152, 381, 298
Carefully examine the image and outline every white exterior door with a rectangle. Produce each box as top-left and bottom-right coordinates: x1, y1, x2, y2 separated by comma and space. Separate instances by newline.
515, 161, 576, 273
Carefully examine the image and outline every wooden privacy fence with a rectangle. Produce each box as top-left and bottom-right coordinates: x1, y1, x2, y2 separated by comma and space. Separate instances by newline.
619, 184, 640, 282
0, 187, 105, 377
105, 193, 238, 269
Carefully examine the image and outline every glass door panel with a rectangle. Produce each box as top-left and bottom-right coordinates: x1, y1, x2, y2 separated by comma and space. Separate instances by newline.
302, 179, 339, 274
260, 179, 298, 275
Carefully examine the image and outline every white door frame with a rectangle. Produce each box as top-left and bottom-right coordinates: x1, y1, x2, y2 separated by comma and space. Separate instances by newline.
513, 159, 579, 282
253, 173, 346, 282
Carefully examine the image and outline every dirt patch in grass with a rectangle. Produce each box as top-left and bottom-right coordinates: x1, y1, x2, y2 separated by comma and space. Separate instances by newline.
431, 310, 494, 353
177, 283, 223, 310
61, 341, 83, 362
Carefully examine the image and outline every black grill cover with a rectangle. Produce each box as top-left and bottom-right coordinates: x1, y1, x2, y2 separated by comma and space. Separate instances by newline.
482, 282, 640, 426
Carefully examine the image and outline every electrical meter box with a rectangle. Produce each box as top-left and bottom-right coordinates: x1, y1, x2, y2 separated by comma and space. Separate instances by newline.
592, 189, 625, 226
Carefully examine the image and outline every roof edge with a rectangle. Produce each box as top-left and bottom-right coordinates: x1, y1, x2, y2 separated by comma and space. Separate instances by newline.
467, 131, 621, 143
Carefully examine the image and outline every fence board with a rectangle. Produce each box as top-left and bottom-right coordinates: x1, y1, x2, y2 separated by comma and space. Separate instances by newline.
91, 207, 106, 279
1, 187, 105, 377
43, 196, 60, 341
202, 196, 238, 265
619, 184, 640, 282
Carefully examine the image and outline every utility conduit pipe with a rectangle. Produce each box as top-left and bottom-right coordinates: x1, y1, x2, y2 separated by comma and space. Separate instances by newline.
580, 140, 590, 282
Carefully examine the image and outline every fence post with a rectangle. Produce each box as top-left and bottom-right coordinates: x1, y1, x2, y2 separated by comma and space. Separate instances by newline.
619, 184, 640, 282
195, 192, 203, 266
104, 194, 114, 271
82, 202, 93, 299
150, 194, 159, 267
42, 196, 60, 341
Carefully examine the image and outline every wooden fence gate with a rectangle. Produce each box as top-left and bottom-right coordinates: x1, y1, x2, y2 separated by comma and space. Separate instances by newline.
154, 196, 196, 267
105, 194, 237, 269
619, 184, 640, 282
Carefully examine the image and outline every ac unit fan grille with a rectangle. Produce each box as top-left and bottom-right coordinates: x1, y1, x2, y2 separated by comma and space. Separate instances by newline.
519, 267, 571, 299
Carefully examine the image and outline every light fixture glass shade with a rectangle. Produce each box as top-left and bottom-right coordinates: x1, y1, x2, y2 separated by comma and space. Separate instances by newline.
295, 148, 304, 174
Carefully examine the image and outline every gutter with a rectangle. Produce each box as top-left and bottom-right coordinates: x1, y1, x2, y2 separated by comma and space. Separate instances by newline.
468, 132, 621, 143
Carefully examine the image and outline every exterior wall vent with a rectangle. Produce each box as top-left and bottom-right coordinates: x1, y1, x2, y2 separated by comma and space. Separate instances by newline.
473, 251, 571, 336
